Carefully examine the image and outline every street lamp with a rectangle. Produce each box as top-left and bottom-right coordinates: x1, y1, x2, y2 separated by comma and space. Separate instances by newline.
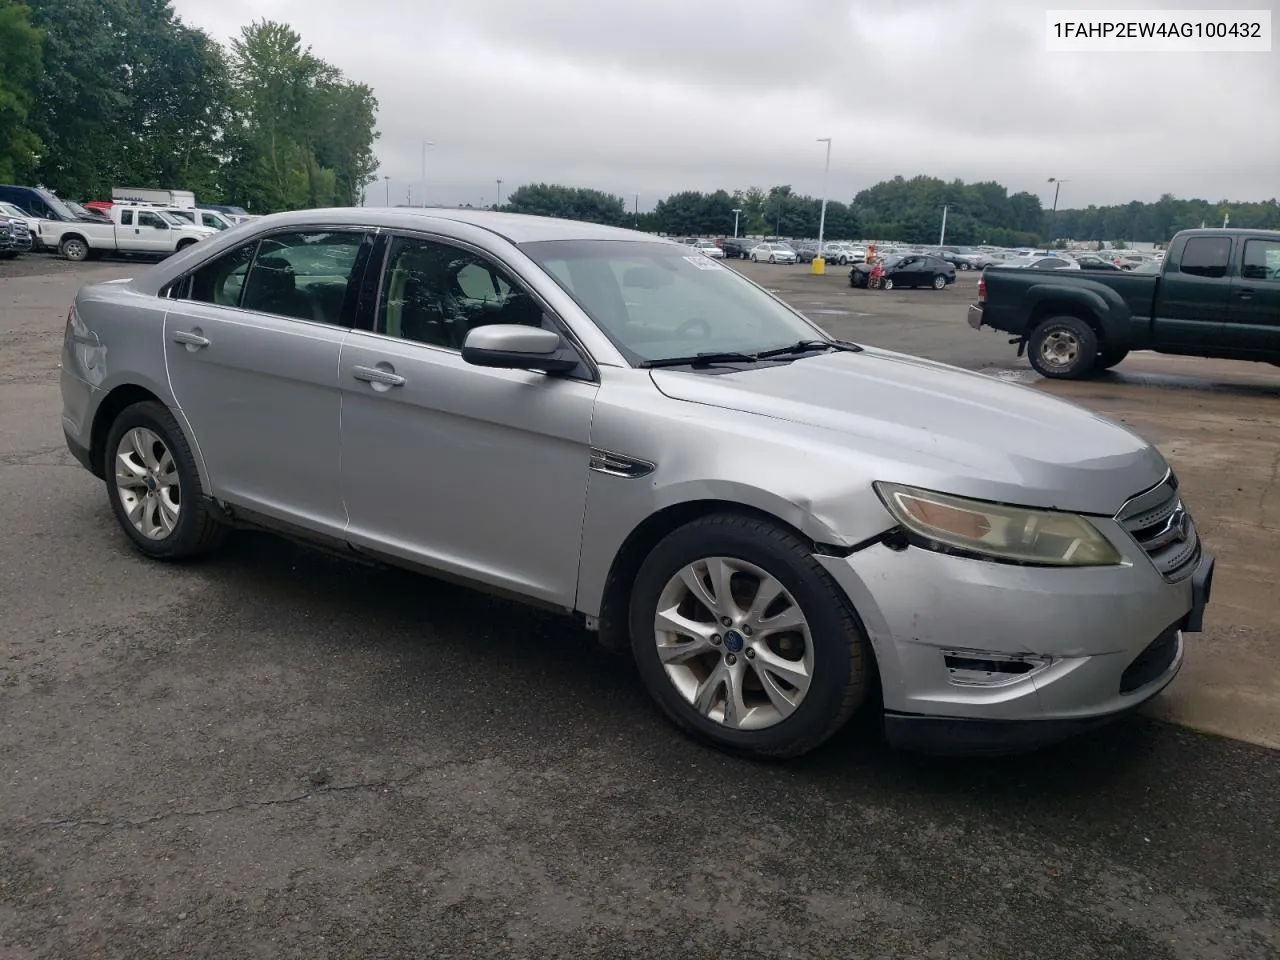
731, 208, 742, 238
382, 175, 391, 206
1047, 177, 1069, 246
495, 178, 503, 208
421, 141, 435, 206
939, 204, 948, 247
813, 137, 832, 274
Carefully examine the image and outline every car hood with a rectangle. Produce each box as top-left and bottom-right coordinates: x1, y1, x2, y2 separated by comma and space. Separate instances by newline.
649, 348, 1167, 514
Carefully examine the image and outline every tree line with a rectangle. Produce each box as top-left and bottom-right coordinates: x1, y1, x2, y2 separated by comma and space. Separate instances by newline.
504, 177, 1280, 245
0, 0, 379, 212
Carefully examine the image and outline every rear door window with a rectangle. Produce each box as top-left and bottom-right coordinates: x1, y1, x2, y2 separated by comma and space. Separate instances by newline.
1179, 237, 1231, 278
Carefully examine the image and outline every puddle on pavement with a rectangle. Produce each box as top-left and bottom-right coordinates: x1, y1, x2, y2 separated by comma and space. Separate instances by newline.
1088, 370, 1280, 399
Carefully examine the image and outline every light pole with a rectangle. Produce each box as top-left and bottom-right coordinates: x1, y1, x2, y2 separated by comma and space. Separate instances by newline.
731, 208, 742, 238
495, 178, 503, 208
1047, 177, 1069, 247
813, 137, 832, 274
938, 204, 948, 247
421, 141, 435, 206
382, 175, 390, 206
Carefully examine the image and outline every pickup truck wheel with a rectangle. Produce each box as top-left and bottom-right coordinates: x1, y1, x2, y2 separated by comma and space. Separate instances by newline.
1029, 316, 1098, 379
60, 237, 89, 262
176, 239, 197, 252
1093, 345, 1130, 371
629, 513, 870, 759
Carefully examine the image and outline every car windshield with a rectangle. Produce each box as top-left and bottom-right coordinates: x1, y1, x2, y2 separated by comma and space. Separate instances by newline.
158, 211, 186, 225
0, 202, 25, 218
521, 239, 828, 365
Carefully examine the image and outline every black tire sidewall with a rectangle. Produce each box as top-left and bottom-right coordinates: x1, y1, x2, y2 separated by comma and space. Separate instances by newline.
629, 516, 865, 756
103, 402, 212, 559
1029, 315, 1099, 379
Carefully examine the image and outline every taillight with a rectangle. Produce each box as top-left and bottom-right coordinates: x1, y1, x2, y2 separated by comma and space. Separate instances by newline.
977, 275, 986, 300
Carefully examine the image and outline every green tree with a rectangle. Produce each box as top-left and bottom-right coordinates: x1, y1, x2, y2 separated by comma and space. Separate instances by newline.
502, 183, 626, 225
225, 20, 378, 212
25, 0, 229, 199
0, 0, 43, 182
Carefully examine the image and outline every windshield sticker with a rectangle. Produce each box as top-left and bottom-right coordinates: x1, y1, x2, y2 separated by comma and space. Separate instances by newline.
683, 255, 723, 271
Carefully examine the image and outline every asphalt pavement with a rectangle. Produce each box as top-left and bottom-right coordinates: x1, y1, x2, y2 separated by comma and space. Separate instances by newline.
1, 253, 1277, 959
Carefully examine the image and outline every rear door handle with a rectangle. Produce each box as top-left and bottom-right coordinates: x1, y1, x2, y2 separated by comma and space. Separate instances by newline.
352, 364, 406, 387
171, 330, 210, 348
1237, 287, 1255, 299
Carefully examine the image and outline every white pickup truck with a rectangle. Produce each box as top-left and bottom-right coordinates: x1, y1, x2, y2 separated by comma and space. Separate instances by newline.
40, 205, 216, 261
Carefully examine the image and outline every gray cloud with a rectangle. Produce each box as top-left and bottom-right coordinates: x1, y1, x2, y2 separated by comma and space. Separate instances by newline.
171, 0, 1279, 209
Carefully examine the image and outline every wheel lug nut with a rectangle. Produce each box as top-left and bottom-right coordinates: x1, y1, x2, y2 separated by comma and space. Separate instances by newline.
741, 625, 752, 636
720, 616, 732, 627
725, 653, 737, 665
745, 648, 755, 660
711, 634, 722, 645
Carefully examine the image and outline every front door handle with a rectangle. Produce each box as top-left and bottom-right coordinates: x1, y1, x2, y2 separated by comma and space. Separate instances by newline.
352, 364, 406, 387
1237, 287, 1255, 300
171, 330, 210, 348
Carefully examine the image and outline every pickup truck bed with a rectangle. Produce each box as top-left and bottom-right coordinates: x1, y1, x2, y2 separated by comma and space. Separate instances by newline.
967, 228, 1280, 378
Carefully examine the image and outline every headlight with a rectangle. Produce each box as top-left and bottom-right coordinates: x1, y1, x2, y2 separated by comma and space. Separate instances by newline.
874, 482, 1122, 567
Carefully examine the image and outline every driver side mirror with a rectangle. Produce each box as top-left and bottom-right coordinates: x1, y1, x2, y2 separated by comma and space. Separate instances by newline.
461, 324, 578, 374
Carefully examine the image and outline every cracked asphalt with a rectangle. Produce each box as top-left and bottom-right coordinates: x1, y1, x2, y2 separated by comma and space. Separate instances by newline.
1, 254, 1277, 959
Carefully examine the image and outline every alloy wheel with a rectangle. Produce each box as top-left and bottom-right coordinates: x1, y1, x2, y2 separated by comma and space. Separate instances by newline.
653, 556, 813, 730
114, 427, 181, 539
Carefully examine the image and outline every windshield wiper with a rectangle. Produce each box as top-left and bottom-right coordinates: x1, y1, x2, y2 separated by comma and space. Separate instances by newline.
754, 338, 864, 359
642, 351, 763, 369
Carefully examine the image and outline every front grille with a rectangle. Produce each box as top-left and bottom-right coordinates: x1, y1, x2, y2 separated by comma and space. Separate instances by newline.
1115, 474, 1200, 581
1119, 623, 1180, 694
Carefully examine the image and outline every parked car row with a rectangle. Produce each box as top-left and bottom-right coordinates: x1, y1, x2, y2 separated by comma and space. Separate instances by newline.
0, 183, 257, 262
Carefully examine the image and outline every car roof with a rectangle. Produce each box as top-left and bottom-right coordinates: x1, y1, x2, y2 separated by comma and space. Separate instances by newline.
245, 206, 664, 245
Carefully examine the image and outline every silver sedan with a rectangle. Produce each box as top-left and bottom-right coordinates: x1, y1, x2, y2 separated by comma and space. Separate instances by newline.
60, 208, 1213, 758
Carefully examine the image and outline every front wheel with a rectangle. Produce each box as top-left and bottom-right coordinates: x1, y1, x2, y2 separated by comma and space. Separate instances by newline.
768, 255, 776, 263
881, 277, 894, 290
629, 513, 870, 759
103, 401, 229, 559
750, 254, 758, 262
1028, 315, 1099, 379
932, 274, 947, 289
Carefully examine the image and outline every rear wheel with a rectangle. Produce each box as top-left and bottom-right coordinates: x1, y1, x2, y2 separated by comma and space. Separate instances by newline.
629, 513, 870, 759
1028, 315, 1098, 379
60, 237, 89, 262
104, 401, 228, 559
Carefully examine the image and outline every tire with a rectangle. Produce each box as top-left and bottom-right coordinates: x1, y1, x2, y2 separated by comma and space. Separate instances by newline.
60, 236, 89, 262
932, 274, 946, 289
103, 401, 228, 560
628, 513, 870, 759
881, 278, 894, 290
1093, 345, 1130, 371
750, 254, 758, 262
768, 255, 776, 263
960, 262, 971, 271
176, 239, 197, 252
1028, 315, 1099, 379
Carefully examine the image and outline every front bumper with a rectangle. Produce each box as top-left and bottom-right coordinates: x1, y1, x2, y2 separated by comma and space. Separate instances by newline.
816, 533, 1215, 755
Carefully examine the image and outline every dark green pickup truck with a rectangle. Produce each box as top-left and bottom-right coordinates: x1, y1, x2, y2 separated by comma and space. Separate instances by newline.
966, 228, 1280, 378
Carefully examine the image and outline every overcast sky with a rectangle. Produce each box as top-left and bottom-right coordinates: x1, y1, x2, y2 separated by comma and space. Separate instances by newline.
169, 0, 1278, 210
